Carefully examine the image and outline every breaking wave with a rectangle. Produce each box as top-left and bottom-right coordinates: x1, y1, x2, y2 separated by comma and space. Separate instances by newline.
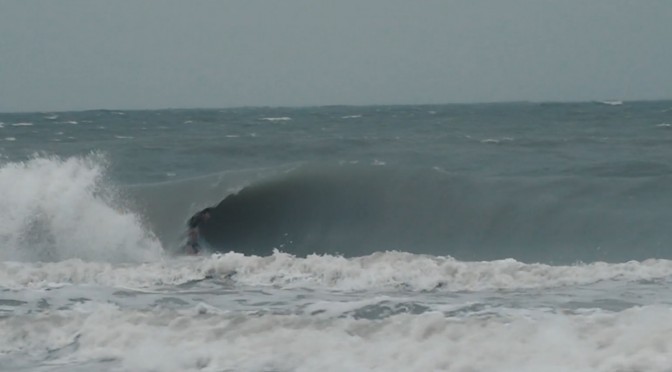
0, 154, 162, 262
4, 155, 671, 265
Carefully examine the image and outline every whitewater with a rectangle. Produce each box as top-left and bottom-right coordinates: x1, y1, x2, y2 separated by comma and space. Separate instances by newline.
2, 102, 672, 371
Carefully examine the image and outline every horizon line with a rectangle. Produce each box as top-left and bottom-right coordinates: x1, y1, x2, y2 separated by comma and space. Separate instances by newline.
1, 98, 671, 115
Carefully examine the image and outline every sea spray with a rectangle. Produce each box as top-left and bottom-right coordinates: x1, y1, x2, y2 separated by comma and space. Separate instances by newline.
0, 154, 162, 262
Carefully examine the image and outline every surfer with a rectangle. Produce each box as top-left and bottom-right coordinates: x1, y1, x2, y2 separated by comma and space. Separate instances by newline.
185, 208, 212, 255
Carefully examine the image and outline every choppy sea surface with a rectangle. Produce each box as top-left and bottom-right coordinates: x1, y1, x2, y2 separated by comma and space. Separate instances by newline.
2, 101, 672, 371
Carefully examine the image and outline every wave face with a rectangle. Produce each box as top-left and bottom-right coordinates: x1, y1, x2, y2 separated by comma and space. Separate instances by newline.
199, 165, 672, 263
0, 155, 162, 262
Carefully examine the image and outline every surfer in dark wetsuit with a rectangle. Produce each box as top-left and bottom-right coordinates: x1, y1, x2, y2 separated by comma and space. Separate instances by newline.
185, 208, 212, 255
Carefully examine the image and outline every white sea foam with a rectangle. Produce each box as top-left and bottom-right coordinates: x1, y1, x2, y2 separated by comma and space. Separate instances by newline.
4, 251, 672, 291
0, 155, 162, 263
2, 304, 672, 371
341, 115, 362, 119
0, 259, 205, 290
200, 251, 672, 292
4, 137, 16, 141
12, 122, 33, 126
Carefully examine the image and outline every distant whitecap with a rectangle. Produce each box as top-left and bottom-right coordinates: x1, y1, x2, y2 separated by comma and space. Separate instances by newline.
656, 123, 671, 128
4, 137, 16, 141
341, 115, 362, 119
261, 117, 292, 121
481, 137, 513, 144
12, 122, 33, 126
44, 115, 59, 120
114, 135, 134, 139
600, 100, 623, 106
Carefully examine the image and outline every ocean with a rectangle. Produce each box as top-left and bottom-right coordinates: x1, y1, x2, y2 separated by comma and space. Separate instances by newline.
1, 101, 672, 371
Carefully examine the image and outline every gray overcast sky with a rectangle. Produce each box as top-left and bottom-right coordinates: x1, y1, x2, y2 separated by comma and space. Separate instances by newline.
1, 1, 671, 112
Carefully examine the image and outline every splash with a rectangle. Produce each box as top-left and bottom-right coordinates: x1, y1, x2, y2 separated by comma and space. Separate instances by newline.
0, 154, 163, 262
